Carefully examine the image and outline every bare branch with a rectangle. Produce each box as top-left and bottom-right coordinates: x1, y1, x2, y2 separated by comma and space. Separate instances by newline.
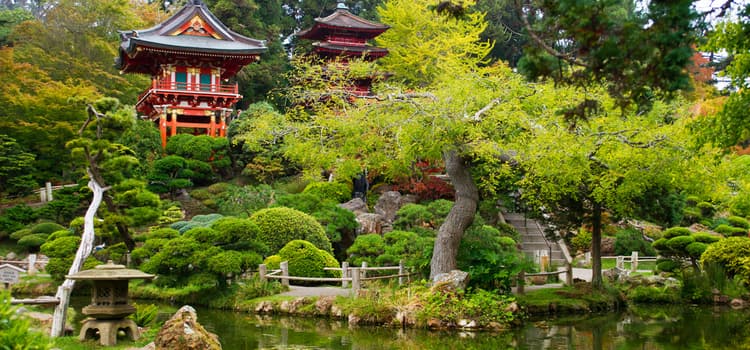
515, 0, 588, 68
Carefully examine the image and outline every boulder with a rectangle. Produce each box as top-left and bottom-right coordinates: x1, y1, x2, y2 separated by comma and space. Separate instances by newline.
374, 191, 402, 223
731, 298, 747, 309
315, 296, 335, 314
356, 213, 386, 235
6, 252, 17, 260
340, 198, 369, 215
432, 270, 470, 292
600, 237, 616, 256
154, 305, 221, 350
254, 301, 274, 314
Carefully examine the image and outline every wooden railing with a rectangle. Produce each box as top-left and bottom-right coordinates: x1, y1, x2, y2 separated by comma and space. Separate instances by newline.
259, 260, 410, 296
149, 79, 238, 94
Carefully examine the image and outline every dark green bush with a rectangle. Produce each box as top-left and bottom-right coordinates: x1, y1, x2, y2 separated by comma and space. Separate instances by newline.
662, 227, 691, 239
138, 227, 179, 241
183, 227, 221, 244
614, 228, 656, 256
9, 229, 32, 241
692, 232, 721, 244
125, 207, 161, 227
681, 207, 702, 224
685, 242, 708, 258
666, 235, 695, 251
190, 188, 212, 200
657, 259, 681, 272
0, 204, 37, 236
130, 238, 169, 262
0, 290, 52, 349
457, 224, 526, 292
302, 181, 350, 203
627, 286, 680, 303
728, 216, 750, 229
652, 238, 668, 251
45, 229, 74, 242
17, 233, 48, 251
251, 207, 332, 253
276, 240, 339, 279
697, 202, 715, 217
347, 234, 386, 266
394, 204, 434, 231
210, 217, 265, 252
714, 224, 748, 236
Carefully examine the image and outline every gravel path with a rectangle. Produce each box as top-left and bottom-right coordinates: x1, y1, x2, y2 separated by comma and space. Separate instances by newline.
278, 286, 352, 297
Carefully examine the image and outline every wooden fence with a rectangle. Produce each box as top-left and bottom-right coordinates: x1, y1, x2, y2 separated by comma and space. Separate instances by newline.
0, 254, 48, 274
259, 260, 410, 295
33, 182, 78, 203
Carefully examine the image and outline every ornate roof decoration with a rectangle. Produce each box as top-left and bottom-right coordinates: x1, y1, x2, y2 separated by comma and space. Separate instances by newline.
297, 4, 390, 40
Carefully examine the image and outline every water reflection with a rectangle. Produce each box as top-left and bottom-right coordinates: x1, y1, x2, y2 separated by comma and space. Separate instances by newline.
195, 305, 750, 350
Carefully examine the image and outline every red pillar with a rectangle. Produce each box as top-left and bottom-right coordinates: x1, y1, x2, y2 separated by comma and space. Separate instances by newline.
159, 113, 167, 148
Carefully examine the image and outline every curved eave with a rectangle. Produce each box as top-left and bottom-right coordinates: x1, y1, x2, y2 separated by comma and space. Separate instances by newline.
313, 42, 389, 58
123, 38, 266, 57
298, 24, 388, 41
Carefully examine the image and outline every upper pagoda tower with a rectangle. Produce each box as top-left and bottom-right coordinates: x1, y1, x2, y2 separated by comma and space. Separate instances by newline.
297, 0, 389, 96
116, 0, 266, 147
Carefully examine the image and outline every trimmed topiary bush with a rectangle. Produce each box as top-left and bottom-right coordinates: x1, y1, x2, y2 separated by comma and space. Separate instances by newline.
263, 255, 282, 270
666, 235, 695, 252
302, 181, 350, 203
17, 233, 48, 252
728, 216, 750, 229
9, 229, 32, 241
714, 224, 748, 237
250, 207, 332, 253
276, 240, 339, 279
692, 232, 721, 244
657, 259, 681, 272
29, 222, 65, 235
701, 237, 750, 279
662, 227, 691, 239
614, 228, 656, 256
210, 217, 265, 252
347, 234, 386, 266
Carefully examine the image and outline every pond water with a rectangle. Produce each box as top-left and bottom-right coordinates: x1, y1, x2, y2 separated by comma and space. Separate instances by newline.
192, 304, 750, 350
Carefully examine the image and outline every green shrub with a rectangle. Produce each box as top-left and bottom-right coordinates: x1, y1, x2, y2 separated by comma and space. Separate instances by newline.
263, 255, 282, 270
277, 240, 340, 279
46, 229, 73, 242
657, 259, 682, 272
666, 235, 695, 251
701, 237, 750, 279
125, 207, 161, 227
571, 228, 592, 253
29, 222, 65, 235
302, 181, 350, 203
95, 242, 128, 263
251, 207, 332, 253
0, 204, 37, 235
692, 232, 721, 244
685, 242, 708, 258
190, 188, 212, 200
697, 202, 715, 217
457, 224, 526, 292
728, 216, 750, 229
651, 238, 668, 251
207, 250, 248, 275
207, 182, 233, 194
183, 227, 221, 244
9, 228, 32, 241
17, 234, 48, 251
210, 217, 265, 252
715, 224, 748, 236
627, 286, 680, 303
130, 238, 169, 262
346, 234, 386, 266
729, 193, 750, 217
0, 290, 52, 350
143, 227, 179, 241
614, 228, 656, 256
394, 204, 434, 231
662, 227, 691, 239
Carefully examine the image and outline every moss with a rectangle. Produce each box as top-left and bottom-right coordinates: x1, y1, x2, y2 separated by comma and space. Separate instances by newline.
517, 284, 622, 315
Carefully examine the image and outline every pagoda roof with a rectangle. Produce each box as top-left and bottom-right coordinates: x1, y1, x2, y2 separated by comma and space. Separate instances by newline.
116, 0, 266, 74
297, 7, 390, 40
313, 42, 389, 58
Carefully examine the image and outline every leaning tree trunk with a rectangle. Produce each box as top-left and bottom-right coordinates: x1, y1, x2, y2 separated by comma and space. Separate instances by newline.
591, 202, 603, 289
429, 150, 479, 279
50, 176, 104, 337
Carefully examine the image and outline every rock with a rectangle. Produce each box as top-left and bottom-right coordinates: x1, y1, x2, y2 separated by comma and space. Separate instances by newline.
504, 302, 519, 314
427, 318, 442, 329
401, 194, 419, 206
457, 319, 477, 329
315, 296, 335, 314
280, 298, 309, 314
254, 301, 274, 314
487, 322, 506, 331
126, 343, 156, 350
731, 298, 747, 309
340, 198, 369, 215
600, 237, 616, 256
6, 252, 17, 260
714, 294, 730, 304
356, 213, 386, 235
348, 313, 361, 327
374, 191, 402, 223
432, 270, 470, 292
154, 305, 221, 350
331, 305, 344, 318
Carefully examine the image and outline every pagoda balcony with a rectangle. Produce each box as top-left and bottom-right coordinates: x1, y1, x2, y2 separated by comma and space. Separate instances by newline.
136, 78, 242, 117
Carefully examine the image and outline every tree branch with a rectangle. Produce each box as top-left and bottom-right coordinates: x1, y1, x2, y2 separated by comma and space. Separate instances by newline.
514, 0, 589, 68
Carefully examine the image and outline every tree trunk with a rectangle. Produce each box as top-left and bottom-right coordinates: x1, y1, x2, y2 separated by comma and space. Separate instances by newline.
50, 176, 103, 337
429, 150, 479, 279
591, 202, 603, 288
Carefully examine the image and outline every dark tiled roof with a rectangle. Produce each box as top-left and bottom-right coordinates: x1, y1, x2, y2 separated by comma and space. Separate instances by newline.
297, 9, 389, 40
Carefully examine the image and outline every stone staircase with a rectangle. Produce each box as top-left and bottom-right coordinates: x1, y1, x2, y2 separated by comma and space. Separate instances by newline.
503, 212, 568, 267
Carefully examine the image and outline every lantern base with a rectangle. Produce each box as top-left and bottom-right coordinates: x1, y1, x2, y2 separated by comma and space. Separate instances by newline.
79, 318, 139, 346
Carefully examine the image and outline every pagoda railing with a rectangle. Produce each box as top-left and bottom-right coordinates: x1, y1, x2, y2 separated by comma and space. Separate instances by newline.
147, 78, 239, 94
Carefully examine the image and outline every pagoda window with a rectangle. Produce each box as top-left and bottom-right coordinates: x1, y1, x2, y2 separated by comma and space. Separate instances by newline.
200, 73, 212, 91
175, 71, 187, 90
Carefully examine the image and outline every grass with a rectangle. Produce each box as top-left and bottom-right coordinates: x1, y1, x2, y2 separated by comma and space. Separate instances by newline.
600, 257, 656, 271
51, 327, 160, 349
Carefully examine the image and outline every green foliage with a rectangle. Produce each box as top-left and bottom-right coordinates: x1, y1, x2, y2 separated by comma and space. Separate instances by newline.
210, 217, 266, 253
147, 155, 194, 195
666, 235, 695, 252
728, 216, 750, 229
393, 203, 434, 231
0, 134, 37, 196
627, 286, 681, 303
680, 270, 713, 303
263, 254, 282, 270
0, 204, 37, 236
418, 288, 516, 327
276, 240, 340, 279
456, 224, 527, 292
215, 184, 276, 217
17, 233, 48, 251
135, 227, 179, 242
614, 228, 656, 256
701, 237, 750, 281
663, 227, 691, 239
692, 232, 721, 244
29, 222, 64, 235
657, 259, 682, 273
129, 303, 158, 327
170, 213, 224, 234
302, 181, 350, 203
570, 228, 592, 253
234, 275, 287, 300
250, 207, 332, 253
686, 242, 708, 258
9, 228, 31, 241
0, 290, 52, 350
346, 234, 386, 266
714, 224, 748, 237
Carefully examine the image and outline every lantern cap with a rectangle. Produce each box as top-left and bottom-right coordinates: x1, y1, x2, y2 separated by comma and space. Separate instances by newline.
66, 260, 155, 281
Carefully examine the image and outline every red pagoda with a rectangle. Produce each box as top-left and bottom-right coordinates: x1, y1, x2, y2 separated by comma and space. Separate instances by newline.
297, 0, 389, 96
116, 0, 266, 147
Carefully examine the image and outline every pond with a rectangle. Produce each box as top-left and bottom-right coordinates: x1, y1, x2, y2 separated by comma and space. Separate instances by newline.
191, 304, 750, 350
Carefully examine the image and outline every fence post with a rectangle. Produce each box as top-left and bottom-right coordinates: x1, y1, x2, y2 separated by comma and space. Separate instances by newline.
46, 182, 53, 202
27, 254, 37, 275
616, 256, 624, 270
351, 267, 361, 296
40, 189, 47, 203
361, 261, 367, 279
516, 271, 525, 295
631, 251, 639, 272
341, 261, 349, 288
280, 261, 289, 287
566, 263, 573, 285
259, 264, 267, 282
398, 260, 405, 286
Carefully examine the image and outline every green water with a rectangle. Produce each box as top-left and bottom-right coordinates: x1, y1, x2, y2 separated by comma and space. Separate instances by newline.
194, 305, 750, 349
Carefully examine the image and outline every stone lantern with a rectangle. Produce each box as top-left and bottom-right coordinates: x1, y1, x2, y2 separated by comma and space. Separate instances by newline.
66, 260, 154, 346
